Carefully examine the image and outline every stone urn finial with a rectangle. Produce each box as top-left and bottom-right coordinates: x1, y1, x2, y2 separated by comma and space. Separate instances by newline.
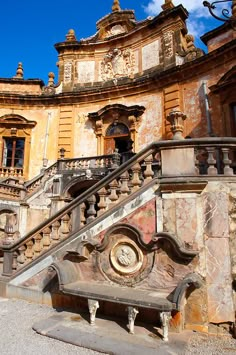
166, 109, 187, 140
66, 29, 77, 41
14, 62, 23, 79
112, 0, 121, 12
161, 0, 174, 11
48, 72, 55, 86
3, 214, 16, 245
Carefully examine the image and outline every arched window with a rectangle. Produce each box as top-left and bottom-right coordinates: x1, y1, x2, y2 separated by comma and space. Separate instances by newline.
104, 122, 130, 155
106, 123, 129, 137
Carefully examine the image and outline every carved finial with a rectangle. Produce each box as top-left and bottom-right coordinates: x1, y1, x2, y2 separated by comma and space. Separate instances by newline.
14, 62, 23, 79
112, 0, 121, 12
166, 109, 187, 140
66, 29, 76, 41
232, 0, 236, 17
161, 0, 174, 11
48, 72, 55, 86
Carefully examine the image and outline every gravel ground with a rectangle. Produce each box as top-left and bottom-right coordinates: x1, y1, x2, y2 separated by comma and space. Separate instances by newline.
0, 297, 102, 355
1, 297, 236, 355
184, 333, 236, 355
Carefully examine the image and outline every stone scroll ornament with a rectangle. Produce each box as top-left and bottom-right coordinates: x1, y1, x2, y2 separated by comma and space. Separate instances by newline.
163, 31, 174, 58
101, 48, 135, 81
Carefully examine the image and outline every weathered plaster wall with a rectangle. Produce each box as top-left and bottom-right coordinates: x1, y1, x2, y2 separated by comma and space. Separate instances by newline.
0, 107, 59, 179
182, 61, 234, 138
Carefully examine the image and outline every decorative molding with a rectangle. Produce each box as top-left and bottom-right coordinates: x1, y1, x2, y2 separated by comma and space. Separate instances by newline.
152, 232, 199, 259
64, 62, 73, 83
163, 31, 174, 58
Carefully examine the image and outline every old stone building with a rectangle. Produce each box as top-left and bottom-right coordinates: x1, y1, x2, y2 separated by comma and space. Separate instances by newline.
0, 0, 236, 341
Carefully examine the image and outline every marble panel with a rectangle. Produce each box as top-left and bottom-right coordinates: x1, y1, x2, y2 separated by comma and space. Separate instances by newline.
142, 40, 160, 71
163, 198, 176, 234
176, 198, 197, 244
203, 192, 229, 238
77, 61, 95, 83
205, 238, 231, 284
207, 283, 234, 323
205, 238, 234, 322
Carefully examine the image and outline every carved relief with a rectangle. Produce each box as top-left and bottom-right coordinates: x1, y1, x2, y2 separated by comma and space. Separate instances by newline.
110, 239, 143, 274
64, 62, 72, 83
163, 31, 174, 58
100, 48, 135, 81
105, 24, 127, 38
98, 233, 154, 286
177, 34, 204, 63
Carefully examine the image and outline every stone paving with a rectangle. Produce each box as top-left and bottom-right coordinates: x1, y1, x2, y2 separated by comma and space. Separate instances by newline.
1, 297, 236, 355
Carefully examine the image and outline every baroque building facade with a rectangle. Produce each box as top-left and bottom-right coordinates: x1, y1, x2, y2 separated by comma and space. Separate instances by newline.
0, 0, 236, 340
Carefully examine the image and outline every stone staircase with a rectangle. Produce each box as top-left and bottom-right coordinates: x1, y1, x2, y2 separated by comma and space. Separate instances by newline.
1, 137, 236, 295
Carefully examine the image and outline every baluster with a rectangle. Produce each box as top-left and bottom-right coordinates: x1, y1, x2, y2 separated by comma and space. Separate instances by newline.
42, 227, 51, 249
97, 187, 108, 216
144, 155, 154, 182
206, 147, 217, 175
51, 220, 61, 243
12, 251, 18, 270
194, 148, 200, 175
222, 147, 233, 175
80, 203, 86, 227
131, 163, 142, 191
119, 171, 130, 199
86, 195, 97, 223
25, 240, 34, 263
59, 214, 71, 239
34, 233, 43, 257
17, 245, 26, 265
108, 179, 119, 205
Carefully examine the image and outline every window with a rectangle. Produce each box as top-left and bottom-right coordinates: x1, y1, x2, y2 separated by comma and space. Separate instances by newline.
2, 138, 25, 168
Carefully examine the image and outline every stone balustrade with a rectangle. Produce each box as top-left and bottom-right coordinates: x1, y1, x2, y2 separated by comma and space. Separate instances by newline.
58, 154, 118, 171
25, 162, 58, 195
0, 182, 24, 200
0, 167, 23, 179
1, 137, 236, 277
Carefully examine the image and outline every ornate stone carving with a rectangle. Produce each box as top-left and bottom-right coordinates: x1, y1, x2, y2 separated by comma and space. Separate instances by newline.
166, 109, 187, 140
163, 31, 174, 58
64, 62, 72, 83
110, 239, 143, 274
101, 48, 135, 81
105, 24, 127, 38
177, 34, 204, 63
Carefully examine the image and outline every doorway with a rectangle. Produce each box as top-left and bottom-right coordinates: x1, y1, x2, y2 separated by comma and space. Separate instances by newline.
104, 122, 131, 155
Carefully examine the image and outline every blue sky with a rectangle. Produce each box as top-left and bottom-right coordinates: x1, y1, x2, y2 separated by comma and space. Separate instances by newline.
0, 1, 223, 84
